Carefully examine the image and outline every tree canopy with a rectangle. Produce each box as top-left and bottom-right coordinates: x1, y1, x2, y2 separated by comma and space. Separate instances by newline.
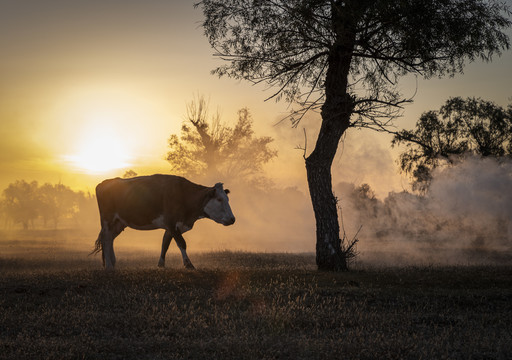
1, 181, 91, 229
197, 0, 511, 127
393, 97, 512, 192
166, 96, 277, 186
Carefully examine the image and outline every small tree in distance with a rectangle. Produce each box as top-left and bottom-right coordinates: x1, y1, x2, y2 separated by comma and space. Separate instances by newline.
38, 183, 78, 228
1, 181, 86, 229
166, 96, 277, 186
123, 170, 138, 178
2, 180, 40, 229
393, 97, 512, 193
195, 0, 511, 271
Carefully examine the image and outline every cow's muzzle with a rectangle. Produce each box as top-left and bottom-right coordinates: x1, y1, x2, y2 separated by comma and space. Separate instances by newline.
224, 216, 236, 226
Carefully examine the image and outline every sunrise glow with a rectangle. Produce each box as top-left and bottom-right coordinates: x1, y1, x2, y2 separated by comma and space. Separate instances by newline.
64, 124, 132, 174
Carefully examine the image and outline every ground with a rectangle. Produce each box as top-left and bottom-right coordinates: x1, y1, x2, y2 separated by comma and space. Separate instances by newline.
0, 233, 511, 359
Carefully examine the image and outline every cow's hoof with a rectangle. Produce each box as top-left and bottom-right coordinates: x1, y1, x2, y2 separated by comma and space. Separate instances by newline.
184, 261, 195, 270
158, 259, 165, 268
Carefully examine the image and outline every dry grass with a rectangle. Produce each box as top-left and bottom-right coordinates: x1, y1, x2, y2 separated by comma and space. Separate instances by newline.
0, 236, 511, 359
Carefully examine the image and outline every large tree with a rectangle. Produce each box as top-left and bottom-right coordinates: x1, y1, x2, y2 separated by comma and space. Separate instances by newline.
166, 96, 277, 186
393, 97, 512, 192
195, 0, 511, 270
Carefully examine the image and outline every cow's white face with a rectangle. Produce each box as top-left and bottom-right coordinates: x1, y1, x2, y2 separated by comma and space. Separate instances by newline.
203, 183, 235, 226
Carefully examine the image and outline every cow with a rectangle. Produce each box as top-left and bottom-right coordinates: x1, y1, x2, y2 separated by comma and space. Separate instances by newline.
91, 174, 235, 270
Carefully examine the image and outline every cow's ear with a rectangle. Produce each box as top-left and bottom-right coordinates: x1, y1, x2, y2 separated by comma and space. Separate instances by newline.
224, 189, 230, 195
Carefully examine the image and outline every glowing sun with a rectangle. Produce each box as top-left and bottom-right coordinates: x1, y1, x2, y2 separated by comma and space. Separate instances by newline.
65, 128, 132, 174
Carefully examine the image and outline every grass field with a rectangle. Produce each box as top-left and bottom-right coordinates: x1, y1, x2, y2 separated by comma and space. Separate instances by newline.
1, 234, 511, 359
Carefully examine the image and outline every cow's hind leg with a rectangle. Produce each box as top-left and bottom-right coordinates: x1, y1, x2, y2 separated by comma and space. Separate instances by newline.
101, 221, 115, 270
103, 220, 125, 270
158, 230, 173, 268
174, 231, 195, 270
94, 227, 107, 267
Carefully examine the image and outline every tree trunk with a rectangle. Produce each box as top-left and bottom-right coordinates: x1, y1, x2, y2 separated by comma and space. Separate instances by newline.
305, 96, 352, 271
306, 3, 356, 271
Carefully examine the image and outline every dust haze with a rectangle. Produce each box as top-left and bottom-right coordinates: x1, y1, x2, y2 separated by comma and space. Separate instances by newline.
0, 144, 511, 267
193, 151, 511, 266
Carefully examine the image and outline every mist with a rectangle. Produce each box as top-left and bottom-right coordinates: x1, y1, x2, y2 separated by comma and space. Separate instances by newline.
129, 153, 511, 266
187, 154, 511, 266
1, 153, 511, 267
335, 155, 512, 265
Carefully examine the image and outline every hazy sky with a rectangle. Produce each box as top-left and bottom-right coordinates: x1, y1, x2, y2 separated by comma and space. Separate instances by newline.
1, 0, 511, 196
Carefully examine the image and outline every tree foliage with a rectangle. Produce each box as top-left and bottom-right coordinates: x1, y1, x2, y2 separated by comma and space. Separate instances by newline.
38, 183, 80, 228
123, 170, 138, 178
1, 180, 92, 229
166, 96, 277, 185
196, 0, 511, 127
393, 97, 512, 192
2, 180, 40, 229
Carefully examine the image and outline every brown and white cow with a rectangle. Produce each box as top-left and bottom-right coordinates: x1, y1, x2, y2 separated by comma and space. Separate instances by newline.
91, 174, 235, 270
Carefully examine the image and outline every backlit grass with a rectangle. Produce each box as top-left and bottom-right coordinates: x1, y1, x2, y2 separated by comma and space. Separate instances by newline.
1, 251, 511, 359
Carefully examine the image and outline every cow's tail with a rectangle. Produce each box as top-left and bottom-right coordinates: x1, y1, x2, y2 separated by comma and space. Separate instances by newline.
90, 181, 108, 257
89, 232, 103, 256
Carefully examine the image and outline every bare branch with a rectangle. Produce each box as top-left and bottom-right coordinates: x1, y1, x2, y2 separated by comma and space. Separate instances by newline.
294, 128, 308, 160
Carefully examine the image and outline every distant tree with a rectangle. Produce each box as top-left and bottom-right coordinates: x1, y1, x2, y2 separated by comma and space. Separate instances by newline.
38, 183, 79, 228
123, 170, 138, 178
166, 96, 277, 186
73, 190, 97, 227
393, 97, 512, 192
196, 0, 511, 270
1, 181, 91, 229
2, 180, 40, 229
337, 182, 379, 227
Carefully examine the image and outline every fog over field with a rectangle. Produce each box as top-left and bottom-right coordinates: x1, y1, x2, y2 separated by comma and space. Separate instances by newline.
1, 153, 510, 268
211, 154, 512, 266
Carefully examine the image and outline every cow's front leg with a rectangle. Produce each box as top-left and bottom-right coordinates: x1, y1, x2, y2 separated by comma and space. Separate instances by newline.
173, 230, 195, 270
158, 230, 173, 268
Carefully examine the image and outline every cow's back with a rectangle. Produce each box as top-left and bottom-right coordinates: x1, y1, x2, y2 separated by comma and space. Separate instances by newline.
96, 176, 164, 226
96, 175, 207, 228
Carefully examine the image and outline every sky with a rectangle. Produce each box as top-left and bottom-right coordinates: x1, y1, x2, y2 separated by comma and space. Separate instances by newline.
1, 0, 512, 197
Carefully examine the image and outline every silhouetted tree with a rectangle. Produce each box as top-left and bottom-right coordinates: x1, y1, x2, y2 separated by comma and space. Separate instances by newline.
195, 0, 511, 270
123, 170, 138, 178
393, 97, 512, 192
1, 181, 92, 229
166, 96, 277, 186
74, 190, 98, 227
2, 180, 40, 229
38, 183, 78, 228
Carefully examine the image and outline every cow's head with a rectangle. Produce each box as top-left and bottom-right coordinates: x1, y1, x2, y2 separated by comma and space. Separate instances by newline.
203, 183, 235, 226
